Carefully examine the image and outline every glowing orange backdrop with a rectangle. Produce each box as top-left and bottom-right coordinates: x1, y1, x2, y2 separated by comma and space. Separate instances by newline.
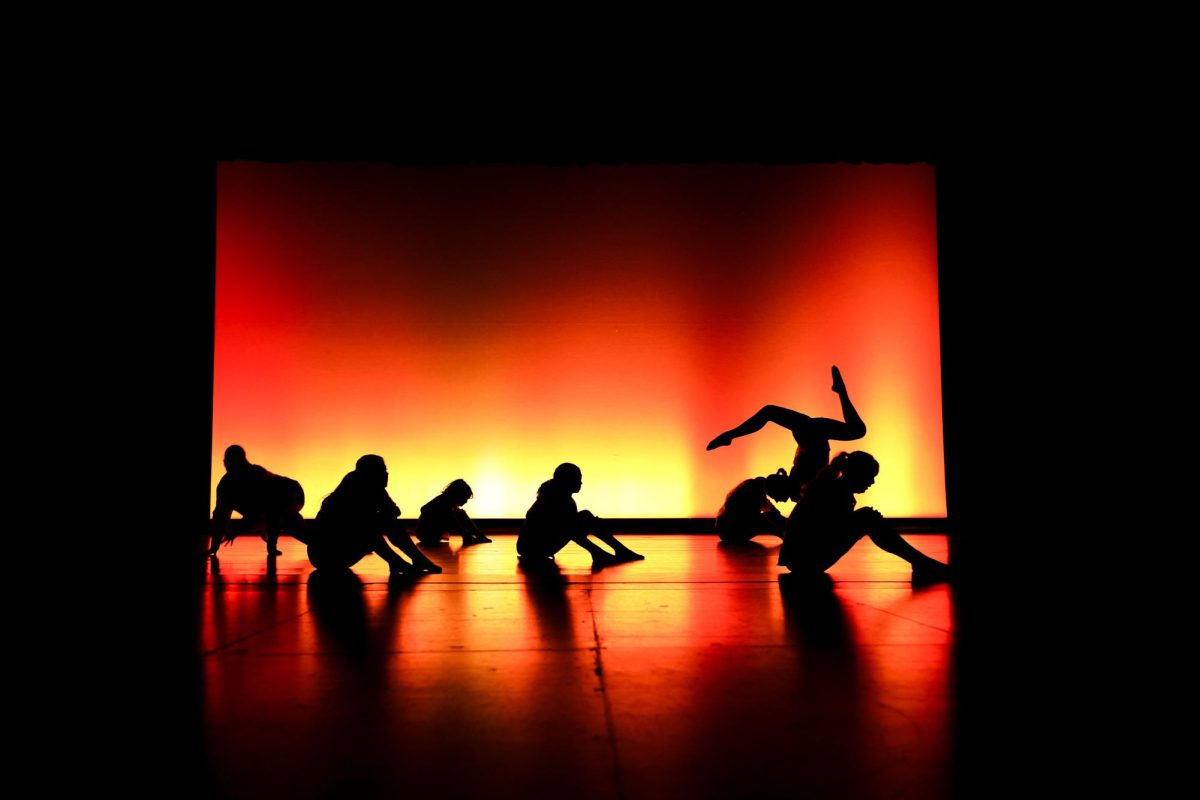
214, 163, 944, 518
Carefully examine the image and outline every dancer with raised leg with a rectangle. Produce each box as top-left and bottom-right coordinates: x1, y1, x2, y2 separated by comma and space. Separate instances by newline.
707, 366, 866, 501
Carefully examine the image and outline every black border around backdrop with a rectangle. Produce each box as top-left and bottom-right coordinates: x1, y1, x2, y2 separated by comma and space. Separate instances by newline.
84, 118, 1060, 797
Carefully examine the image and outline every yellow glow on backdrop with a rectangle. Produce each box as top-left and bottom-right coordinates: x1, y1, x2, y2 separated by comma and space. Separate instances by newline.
214, 163, 945, 517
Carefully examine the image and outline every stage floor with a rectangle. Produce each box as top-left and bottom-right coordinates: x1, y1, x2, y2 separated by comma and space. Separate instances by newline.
200, 533, 955, 799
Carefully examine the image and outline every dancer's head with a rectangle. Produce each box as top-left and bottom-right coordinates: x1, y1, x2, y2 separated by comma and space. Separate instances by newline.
828, 451, 879, 493
764, 468, 792, 502
444, 478, 473, 505
355, 454, 389, 488
223, 444, 248, 472
553, 462, 583, 493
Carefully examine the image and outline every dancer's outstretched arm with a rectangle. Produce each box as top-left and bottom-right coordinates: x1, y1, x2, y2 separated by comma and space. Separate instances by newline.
210, 493, 237, 551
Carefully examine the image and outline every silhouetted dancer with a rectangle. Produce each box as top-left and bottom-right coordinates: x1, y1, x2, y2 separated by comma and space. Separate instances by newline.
415, 479, 492, 547
778, 451, 950, 583
306, 455, 443, 577
210, 444, 305, 557
715, 468, 792, 544
706, 366, 866, 500
517, 463, 644, 568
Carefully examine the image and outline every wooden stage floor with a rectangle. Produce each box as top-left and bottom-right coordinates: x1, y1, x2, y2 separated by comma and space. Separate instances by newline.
199, 533, 956, 799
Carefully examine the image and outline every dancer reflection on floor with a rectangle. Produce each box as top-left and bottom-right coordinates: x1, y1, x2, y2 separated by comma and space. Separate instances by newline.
307, 455, 443, 577
210, 444, 305, 558
415, 479, 492, 547
778, 451, 949, 583
517, 463, 644, 568
707, 366, 865, 500
715, 468, 793, 544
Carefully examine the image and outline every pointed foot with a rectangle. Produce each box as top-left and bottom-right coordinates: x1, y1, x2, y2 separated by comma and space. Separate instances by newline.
831, 365, 846, 394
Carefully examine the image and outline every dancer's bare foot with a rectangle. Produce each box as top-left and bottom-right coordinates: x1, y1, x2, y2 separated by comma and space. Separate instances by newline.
706, 432, 733, 451
591, 551, 619, 569
831, 365, 846, 395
